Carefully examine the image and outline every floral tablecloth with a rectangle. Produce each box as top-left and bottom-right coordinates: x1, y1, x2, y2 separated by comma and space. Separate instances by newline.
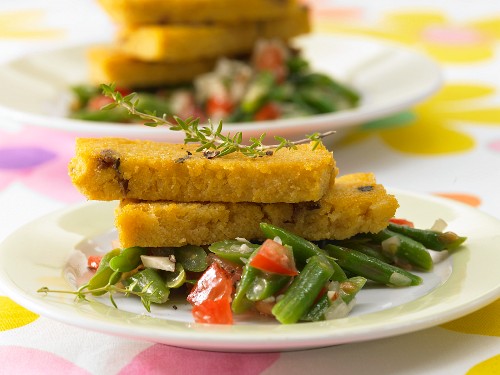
0, 1, 499, 374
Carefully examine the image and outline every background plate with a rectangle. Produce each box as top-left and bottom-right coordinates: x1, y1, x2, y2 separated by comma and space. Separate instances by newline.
0, 33, 442, 141
0, 189, 499, 352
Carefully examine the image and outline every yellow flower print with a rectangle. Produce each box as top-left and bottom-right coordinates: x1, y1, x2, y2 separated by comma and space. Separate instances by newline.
0, 10, 63, 39
339, 83, 500, 155
0, 297, 38, 331
315, 9, 500, 63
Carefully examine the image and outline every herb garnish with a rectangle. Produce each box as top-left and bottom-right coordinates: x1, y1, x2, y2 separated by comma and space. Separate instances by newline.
100, 83, 335, 158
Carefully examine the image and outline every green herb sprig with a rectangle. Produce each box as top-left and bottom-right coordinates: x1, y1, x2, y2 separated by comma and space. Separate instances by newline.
101, 83, 335, 158
38, 282, 157, 313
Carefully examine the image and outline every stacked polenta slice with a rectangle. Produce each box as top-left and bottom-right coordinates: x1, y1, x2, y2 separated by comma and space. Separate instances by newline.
69, 138, 399, 247
90, 0, 311, 88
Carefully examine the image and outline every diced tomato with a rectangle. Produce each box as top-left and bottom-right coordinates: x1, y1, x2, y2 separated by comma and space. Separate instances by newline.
87, 255, 102, 270
254, 103, 281, 121
389, 218, 415, 227
87, 95, 114, 111
206, 253, 242, 285
206, 95, 234, 118
249, 239, 298, 276
187, 262, 234, 324
252, 40, 288, 82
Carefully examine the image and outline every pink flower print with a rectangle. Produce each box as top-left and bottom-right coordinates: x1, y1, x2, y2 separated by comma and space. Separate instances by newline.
0, 126, 82, 202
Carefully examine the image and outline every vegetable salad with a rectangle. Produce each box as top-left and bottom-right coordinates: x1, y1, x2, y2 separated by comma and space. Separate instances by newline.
55, 220, 466, 325
70, 40, 360, 124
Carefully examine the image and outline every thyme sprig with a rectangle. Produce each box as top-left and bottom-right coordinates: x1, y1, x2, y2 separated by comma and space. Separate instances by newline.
100, 83, 335, 157
38, 281, 158, 313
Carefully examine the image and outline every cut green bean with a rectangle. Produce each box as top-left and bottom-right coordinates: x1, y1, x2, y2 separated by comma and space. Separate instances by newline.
323, 244, 422, 287
174, 245, 208, 272
87, 248, 121, 295
232, 248, 260, 314
370, 229, 434, 271
387, 223, 467, 251
272, 255, 334, 324
164, 263, 186, 288
259, 223, 347, 281
109, 246, 146, 272
301, 276, 366, 322
208, 240, 259, 265
246, 272, 291, 301
123, 268, 170, 304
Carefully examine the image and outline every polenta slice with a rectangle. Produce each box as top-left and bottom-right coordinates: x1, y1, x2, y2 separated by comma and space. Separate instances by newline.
115, 173, 399, 247
87, 47, 216, 88
118, 6, 310, 62
98, 0, 299, 26
69, 137, 336, 203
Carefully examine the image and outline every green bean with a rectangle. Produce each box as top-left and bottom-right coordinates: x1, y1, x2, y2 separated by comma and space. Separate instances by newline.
240, 71, 275, 114
109, 246, 146, 272
259, 223, 347, 281
323, 244, 422, 287
246, 272, 291, 301
208, 240, 259, 265
296, 73, 360, 106
297, 88, 337, 113
174, 245, 208, 272
272, 255, 334, 324
87, 248, 121, 295
232, 248, 260, 314
340, 276, 367, 304
387, 223, 467, 251
330, 240, 390, 262
370, 229, 434, 271
164, 263, 186, 288
301, 276, 366, 322
123, 268, 170, 304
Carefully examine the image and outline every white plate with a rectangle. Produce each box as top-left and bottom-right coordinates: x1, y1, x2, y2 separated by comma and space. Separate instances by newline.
0, 33, 442, 141
0, 189, 499, 352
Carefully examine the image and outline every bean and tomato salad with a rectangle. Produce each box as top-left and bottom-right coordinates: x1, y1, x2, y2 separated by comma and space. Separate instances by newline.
82, 220, 466, 325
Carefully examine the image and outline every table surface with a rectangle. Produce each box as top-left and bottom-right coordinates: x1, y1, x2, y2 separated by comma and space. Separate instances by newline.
0, 1, 499, 374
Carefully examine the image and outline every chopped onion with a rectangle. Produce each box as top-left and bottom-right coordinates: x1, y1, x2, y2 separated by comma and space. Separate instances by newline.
140, 255, 176, 272
381, 236, 400, 255
389, 272, 412, 287
430, 218, 448, 232
273, 236, 283, 245
235, 237, 250, 243
324, 299, 355, 320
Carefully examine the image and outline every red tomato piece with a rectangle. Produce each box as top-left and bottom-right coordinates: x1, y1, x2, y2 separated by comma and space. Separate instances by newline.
254, 103, 281, 121
249, 239, 298, 276
87, 255, 102, 270
205, 95, 233, 118
187, 262, 234, 324
252, 40, 288, 82
389, 218, 415, 227
87, 95, 114, 111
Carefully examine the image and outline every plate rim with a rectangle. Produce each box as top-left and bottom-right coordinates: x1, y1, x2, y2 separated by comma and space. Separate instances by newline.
0, 32, 443, 139
1, 188, 498, 352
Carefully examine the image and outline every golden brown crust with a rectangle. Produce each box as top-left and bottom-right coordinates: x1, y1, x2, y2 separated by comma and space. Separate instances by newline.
115, 173, 399, 247
69, 137, 336, 203
117, 6, 310, 62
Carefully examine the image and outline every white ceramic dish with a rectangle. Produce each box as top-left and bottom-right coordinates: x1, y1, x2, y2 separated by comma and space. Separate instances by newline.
0, 33, 442, 141
0, 189, 499, 352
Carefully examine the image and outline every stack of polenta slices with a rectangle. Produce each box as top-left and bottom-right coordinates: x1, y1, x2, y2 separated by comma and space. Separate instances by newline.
68, 137, 399, 248
90, 0, 311, 88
